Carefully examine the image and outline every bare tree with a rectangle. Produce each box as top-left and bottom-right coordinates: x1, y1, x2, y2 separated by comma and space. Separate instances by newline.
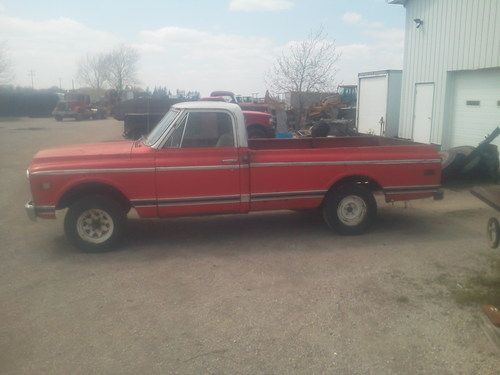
76, 53, 109, 91
267, 28, 340, 128
105, 45, 140, 92
0, 42, 13, 84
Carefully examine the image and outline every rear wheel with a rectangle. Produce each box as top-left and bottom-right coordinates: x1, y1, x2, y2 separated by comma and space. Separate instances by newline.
64, 195, 126, 252
323, 184, 377, 235
54, 115, 63, 122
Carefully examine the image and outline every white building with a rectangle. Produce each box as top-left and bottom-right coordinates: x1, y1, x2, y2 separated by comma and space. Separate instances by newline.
390, 0, 500, 149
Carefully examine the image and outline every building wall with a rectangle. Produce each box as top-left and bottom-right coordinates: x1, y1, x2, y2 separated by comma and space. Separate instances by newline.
386, 71, 403, 137
398, 0, 500, 147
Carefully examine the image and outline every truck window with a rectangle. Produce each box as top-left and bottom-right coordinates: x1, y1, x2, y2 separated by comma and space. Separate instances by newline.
181, 112, 234, 148
163, 115, 187, 148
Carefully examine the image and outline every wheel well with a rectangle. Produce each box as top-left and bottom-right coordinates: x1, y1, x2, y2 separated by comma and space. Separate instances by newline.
328, 175, 382, 194
56, 182, 131, 211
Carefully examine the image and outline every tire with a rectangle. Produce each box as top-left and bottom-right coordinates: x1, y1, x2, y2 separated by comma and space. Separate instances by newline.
322, 184, 377, 235
54, 115, 63, 122
487, 217, 500, 249
247, 126, 267, 139
64, 195, 126, 252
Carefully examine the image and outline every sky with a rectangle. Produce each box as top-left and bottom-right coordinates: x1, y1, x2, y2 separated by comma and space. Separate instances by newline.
0, 0, 406, 96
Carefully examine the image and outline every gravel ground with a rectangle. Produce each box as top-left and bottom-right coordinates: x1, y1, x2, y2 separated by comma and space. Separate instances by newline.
1, 117, 499, 374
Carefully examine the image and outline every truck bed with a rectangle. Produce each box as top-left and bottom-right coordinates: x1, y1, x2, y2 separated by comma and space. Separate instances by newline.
248, 135, 418, 150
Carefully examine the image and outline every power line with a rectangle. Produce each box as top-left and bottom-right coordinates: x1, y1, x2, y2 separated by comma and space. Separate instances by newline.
28, 69, 35, 89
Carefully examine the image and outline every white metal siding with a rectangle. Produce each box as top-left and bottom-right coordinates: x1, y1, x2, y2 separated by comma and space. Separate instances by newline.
450, 68, 500, 147
357, 76, 388, 135
386, 71, 402, 136
413, 83, 435, 143
398, 0, 500, 148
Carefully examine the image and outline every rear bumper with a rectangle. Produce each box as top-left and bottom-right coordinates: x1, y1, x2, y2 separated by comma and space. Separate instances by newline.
25, 201, 56, 221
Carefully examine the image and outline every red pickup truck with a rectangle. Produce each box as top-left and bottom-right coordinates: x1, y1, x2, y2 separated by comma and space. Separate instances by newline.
26, 102, 442, 251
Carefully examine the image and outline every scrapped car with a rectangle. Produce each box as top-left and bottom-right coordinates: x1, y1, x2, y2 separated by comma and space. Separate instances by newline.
26, 101, 443, 251
52, 93, 106, 121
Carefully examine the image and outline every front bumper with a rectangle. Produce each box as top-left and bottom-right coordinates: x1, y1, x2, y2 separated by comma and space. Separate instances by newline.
25, 201, 56, 221
25, 201, 37, 221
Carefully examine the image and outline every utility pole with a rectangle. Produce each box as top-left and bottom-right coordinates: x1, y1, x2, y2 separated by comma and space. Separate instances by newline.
58, 77, 62, 90
28, 69, 35, 89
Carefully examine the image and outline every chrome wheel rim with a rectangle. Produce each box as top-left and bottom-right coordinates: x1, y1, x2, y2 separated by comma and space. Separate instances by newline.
76, 209, 114, 244
337, 195, 367, 226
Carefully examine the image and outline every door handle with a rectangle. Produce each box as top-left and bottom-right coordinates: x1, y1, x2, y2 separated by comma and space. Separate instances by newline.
221, 159, 238, 163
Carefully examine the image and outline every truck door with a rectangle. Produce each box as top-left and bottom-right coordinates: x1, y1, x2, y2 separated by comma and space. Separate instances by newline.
154, 110, 242, 217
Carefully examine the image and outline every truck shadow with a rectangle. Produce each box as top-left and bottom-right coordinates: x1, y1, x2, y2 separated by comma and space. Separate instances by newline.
116, 207, 477, 255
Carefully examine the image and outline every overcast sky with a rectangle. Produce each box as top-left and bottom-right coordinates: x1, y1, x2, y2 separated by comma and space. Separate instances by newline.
0, 0, 405, 96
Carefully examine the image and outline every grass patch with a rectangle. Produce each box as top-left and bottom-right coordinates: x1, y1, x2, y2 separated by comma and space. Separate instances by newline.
451, 256, 500, 306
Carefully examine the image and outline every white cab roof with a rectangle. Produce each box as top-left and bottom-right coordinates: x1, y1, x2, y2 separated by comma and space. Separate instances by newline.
171, 101, 247, 148
172, 101, 241, 111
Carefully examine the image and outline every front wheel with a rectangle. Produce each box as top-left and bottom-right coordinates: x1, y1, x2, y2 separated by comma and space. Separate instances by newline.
323, 184, 377, 235
64, 195, 126, 252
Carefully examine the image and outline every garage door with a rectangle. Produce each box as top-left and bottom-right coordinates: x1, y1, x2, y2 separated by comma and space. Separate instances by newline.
357, 76, 387, 135
450, 69, 500, 148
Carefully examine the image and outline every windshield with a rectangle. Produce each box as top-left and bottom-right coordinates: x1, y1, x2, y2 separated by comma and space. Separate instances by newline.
145, 108, 181, 146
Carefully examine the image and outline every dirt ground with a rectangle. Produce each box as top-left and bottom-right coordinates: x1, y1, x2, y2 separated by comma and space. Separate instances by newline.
1, 117, 499, 374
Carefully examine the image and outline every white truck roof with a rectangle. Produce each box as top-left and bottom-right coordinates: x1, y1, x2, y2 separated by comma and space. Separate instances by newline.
172, 101, 247, 147
173, 101, 240, 110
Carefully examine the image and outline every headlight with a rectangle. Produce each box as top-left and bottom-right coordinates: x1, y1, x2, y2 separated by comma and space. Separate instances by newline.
26, 169, 30, 180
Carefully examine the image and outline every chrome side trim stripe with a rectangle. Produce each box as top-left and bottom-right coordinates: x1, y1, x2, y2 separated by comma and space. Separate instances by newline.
158, 195, 240, 203
131, 195, 241, 208
31, 167, 155, 176
131, 184, 441, 208
132, 190, 327, 208
251, 189, 327, 197
251, 195, 324, 202
250, 190, 326, 202
250, 159, 441, 168
31, 159, 440, 176
157, 165, 239, 171
158, 199, 240, 207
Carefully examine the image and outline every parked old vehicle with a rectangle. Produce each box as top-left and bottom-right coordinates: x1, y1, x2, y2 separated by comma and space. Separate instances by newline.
26, 101, 443, 251
122, 92, 275, 140
52, 92, 106, 121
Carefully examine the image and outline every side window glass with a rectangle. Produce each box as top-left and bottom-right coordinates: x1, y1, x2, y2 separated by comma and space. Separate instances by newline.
163, 115, 186, 148
181, 112, 234, 148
